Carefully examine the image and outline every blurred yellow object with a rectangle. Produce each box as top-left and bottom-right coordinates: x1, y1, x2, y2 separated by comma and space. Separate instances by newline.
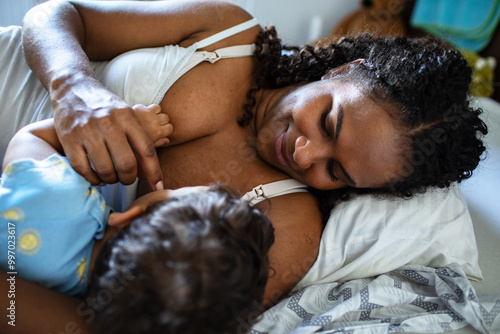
461, 50, 496, 97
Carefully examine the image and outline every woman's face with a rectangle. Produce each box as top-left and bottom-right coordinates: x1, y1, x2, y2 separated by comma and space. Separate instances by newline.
256, 79, 406, 190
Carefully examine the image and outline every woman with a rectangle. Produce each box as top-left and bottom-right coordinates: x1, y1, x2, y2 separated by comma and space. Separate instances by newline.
0, 0, 486, 332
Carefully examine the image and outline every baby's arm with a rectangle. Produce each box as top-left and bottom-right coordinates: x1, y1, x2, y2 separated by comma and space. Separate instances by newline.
2, 119, 62, 172
2, 104, 172, 173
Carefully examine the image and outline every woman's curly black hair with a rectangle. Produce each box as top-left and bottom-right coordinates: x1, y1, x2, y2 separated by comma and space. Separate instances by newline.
88, 185, 274, 334
240, 27, 488, 221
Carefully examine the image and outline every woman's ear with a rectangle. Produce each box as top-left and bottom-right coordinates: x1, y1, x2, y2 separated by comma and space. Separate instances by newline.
321, 58, 365, 80
107, 206, 145, 229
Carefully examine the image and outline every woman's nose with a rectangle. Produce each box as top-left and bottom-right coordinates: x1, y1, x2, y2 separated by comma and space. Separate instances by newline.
293, 135, 327, 169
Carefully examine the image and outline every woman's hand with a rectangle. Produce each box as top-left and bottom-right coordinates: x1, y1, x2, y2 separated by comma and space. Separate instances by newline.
52, 81, 164, 190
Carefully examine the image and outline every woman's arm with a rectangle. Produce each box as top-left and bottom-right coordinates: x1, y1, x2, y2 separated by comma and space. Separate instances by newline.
257, 194, 323, 307
0, 270, 93, 334
21, 0, 252, 190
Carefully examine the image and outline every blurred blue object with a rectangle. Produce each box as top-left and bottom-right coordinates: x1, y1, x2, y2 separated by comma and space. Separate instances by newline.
411, 0, 500, 52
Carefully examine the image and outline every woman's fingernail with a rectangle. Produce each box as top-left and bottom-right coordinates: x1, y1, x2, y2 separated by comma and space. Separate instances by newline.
155, 181, 164, 190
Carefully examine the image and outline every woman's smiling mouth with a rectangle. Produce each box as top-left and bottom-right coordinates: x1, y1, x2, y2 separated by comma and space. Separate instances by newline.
275, 129, 290, 167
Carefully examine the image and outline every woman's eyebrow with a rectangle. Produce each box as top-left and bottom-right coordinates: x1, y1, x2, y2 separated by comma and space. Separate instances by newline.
334, 102, 344, 143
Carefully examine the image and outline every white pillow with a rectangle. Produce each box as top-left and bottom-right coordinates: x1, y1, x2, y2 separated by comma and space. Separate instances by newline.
293, 184, 483, 291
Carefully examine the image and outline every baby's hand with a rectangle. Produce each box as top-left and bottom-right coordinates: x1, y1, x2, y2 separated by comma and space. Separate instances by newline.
133, 104, 173, 147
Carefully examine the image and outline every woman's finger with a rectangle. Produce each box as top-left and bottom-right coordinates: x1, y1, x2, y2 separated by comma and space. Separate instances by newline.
84, 134, 119, 185
63, 141, 103, 186
105, 131, 138, 185
126, 124, 163, 191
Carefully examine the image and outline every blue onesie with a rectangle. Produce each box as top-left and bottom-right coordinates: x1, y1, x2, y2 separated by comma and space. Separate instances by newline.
0, 154, 110, 297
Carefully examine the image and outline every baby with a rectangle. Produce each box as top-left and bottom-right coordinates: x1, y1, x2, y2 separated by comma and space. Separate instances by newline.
0, 105, 274, 334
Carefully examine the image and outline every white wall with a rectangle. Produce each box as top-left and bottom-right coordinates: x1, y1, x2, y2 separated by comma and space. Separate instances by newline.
224, 0, 359, 44
0, 0, 40, 27
0, 0, 359, 45
248, 0, 358, 44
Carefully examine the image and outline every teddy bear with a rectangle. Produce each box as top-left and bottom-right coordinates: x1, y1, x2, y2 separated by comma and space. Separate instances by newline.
326, 0, 407, 41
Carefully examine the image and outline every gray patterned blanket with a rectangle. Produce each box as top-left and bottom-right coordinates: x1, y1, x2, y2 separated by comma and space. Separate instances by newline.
252, 263, 500, 334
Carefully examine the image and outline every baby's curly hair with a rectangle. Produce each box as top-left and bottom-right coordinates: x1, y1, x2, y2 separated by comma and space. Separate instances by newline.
88, 185, 274, 334
241, 28, 487, 220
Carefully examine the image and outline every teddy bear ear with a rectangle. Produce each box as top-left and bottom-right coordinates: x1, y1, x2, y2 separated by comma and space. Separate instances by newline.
362, 0, 374, 9
321, 59, 366, 80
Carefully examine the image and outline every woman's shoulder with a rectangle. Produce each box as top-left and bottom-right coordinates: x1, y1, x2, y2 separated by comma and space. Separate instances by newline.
198, 0, 255, 29
244, 177, 323, 247
178, 2, 261, 49
257, 191, 323, 305
257, 191, 323, 230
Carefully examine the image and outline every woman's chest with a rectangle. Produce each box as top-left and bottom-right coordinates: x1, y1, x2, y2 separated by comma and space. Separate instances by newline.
158, 58, 256, 145
156, 126, 285, 193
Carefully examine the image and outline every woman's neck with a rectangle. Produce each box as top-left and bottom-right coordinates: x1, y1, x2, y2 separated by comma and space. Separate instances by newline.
252, 86, 294, 133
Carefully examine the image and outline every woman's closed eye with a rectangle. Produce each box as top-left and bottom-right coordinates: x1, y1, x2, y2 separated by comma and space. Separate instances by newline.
320, 110, 331, 137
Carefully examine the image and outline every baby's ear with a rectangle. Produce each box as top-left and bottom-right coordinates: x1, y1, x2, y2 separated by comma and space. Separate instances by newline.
321, 58, 365, 80
108, 206, 145, 229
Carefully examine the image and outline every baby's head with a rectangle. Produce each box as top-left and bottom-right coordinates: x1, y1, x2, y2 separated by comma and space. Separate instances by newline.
88, 185, 274, 334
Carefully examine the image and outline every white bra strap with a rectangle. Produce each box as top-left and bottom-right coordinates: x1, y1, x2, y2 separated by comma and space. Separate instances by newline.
198, 44, 256, 63
195, 18, 259, 49
241, 179, 309, 206
213, 44, 256, 58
